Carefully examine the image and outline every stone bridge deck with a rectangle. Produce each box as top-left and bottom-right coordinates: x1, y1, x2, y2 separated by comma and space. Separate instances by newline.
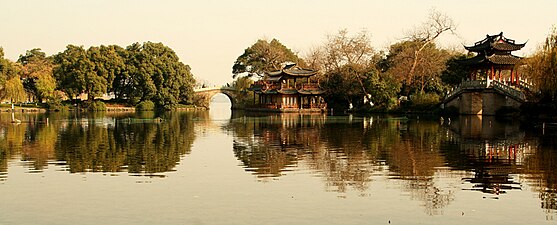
194, 86, 240, 109
443, 79, 531, 115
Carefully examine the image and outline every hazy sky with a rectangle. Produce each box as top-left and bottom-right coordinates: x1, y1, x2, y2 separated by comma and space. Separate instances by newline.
2, 0, 556, 85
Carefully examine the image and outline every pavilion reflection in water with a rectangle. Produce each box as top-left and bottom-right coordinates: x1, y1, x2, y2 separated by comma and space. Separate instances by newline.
230, 113, 328, 178
446, 115, 532, 195
230, 113, 557, 217
447, 115, 557, 218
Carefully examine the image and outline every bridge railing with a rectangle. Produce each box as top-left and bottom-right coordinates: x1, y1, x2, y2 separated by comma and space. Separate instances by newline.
461, 80, 488, 89
445, 86, 462, 100
518, 80, 534, 90
492, 80, 526, 101
445, 80, 487, 100
444, 79, 526, 102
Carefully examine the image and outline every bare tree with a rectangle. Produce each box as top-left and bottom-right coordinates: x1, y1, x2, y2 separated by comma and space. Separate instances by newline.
323, 29, 375, 71
322, 29, 377, 98
303, 46, 326, 74
405, 9, 456, 92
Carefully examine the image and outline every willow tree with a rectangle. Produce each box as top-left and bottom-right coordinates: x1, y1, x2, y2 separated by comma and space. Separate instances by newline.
0, 48, 25, 103
232, 39, 303, 78
4, 75, 26, 103
525, 27, 557, 102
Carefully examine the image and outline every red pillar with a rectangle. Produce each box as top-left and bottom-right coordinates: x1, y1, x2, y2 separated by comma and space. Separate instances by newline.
510, 69, 514, 84
491, 66, 495, 79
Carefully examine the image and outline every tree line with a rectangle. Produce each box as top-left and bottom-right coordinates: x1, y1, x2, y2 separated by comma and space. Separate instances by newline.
232, 10, 557, 113
0, 42, 195, 110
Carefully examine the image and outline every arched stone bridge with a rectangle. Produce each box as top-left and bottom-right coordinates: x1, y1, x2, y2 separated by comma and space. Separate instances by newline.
194, 86, 240, 109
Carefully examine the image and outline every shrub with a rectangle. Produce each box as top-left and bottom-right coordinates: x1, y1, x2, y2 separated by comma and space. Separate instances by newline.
411, 92, 441, 110
136, 100, 155, 111
46, 100, 70, 112
87, 101, 107, 111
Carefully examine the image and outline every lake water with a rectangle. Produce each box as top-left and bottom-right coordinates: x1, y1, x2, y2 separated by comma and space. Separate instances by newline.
0, 97, 556, 224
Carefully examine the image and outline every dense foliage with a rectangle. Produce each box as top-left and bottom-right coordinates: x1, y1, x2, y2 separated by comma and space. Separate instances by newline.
525, 27, 557, 103
230, 12, 458, 112
0, 43, 196, 110
232, 39, 304, 78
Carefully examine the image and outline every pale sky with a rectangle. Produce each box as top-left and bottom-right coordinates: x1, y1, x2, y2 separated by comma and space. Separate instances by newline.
2, 0, 556, 85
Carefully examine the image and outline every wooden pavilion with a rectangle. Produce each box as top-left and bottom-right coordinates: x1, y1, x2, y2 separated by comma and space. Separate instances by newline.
459, 32, 526, 85
248, 64, 326, 112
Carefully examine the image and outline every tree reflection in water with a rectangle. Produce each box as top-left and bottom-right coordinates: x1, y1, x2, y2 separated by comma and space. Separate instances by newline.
1, 111, 557, 218
227, 113, 557, 217
228, 114, 456, 214
0, 111, 196, 178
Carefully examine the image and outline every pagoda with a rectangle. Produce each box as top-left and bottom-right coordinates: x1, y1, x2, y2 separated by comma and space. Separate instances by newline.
444, 32, 528, 115
460, 32, 526, 85
248, 64, 326, 112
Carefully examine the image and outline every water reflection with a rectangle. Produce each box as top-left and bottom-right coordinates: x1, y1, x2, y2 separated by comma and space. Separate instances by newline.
1, 111, 557, 220
226, 113, 453, 214
228, 113, 327, 178
226, 113, 557, 217
444, 116, 525, 196
0, 112, 196, 178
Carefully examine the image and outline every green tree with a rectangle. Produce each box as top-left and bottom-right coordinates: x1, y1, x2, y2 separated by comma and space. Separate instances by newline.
441, 54, 469, 87
53, 45, 93, 101
122, 42, 195, 108
232, 39, 303, 78
113, 43, 152, 102
231, 76, 255, 107
87, 45, 126, 100
18, 48, 57, 102
367, 69, 401, 109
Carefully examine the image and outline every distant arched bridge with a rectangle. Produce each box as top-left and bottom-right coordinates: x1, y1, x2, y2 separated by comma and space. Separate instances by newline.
194, 86, 240, 109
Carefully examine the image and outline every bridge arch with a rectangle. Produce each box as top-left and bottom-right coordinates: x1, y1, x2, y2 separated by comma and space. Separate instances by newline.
194, 87, 240, 109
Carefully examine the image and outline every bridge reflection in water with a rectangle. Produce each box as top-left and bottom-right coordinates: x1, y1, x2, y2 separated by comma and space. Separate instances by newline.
0, 112, 556, 221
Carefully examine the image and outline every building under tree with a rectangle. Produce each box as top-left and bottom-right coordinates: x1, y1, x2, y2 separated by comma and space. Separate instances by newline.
248, 64, 326, 112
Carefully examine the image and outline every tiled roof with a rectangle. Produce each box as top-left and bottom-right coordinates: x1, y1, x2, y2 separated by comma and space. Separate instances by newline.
268, 64, 317, 77
459, 54, 521, 66
464, 32, 525, 52
487, 54, 521, 65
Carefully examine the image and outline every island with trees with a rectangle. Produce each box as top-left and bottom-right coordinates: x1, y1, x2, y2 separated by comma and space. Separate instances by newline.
0, 10, 556, 119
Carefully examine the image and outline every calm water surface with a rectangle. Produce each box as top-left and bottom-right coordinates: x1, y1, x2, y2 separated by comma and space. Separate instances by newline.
0, 99, 556, 224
